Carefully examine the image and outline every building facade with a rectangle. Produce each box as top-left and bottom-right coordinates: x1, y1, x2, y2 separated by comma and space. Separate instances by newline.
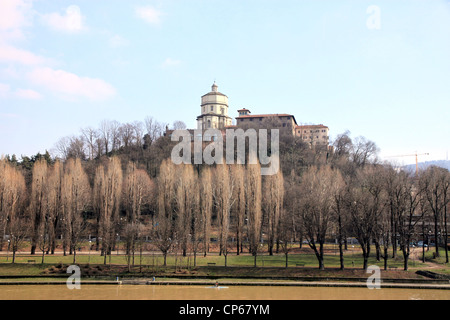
295, 124, 329, 147
170, 83, 329, 148
235, 108, 298, 135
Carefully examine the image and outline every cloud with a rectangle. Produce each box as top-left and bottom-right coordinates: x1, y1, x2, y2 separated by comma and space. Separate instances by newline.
0, 44, 47, 65
0, 82, 42, 100
162, 58, 181, 67
135, 6, 163, 25
0, 0, 33, 42
0, 3, 116, 103
27, 67, 116, 101
14, 88, 42, 100
40, 5, 86, 33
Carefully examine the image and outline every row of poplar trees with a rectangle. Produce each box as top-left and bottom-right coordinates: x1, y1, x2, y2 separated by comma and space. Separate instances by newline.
0, 153, 448, 271
0, 156, 284, 270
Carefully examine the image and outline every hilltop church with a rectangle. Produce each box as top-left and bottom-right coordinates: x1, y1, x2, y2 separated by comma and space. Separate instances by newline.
192, 82, 330, 148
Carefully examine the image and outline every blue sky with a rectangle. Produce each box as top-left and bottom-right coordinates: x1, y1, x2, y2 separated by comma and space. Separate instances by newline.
0, 0, 449, 165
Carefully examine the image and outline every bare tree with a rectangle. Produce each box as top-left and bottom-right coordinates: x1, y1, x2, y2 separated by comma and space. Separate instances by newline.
144, 116, 164, 146
173, 120, 187, 130
279, 205, 294, 268
213, 163, 235, 266
155, 159, 176, 266
332, 131, 353, 158
53, 136, 71, 160
199, 167, 213, 257
420, 166, 450, 259
123, 161, 153, 271
246, 163, 262, 267
398, 170, 425, 270
350, 136, 379, 167
81, 126, 99, 160
299, 165, 343, 270
332, 172, 348, 270
29, 160, 48, 255
174, 164, 197, 257
133, 121, 145, 148
61, 158, 91, 263
99, 120, 121, 154
231, 165, 246, 255
346, 166, 386, 270
67, 136, 87, 160
46, 160, 63, 255
0, 160, 27, 263
263, 169, 284, 255
119, 123, 136, 149
94, 157, 122, 264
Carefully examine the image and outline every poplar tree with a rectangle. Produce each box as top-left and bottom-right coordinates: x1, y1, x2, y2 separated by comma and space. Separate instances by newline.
123, 161, 153, 271
0, 160, 27, 263
199, 167, 213, 257
29, 160, 48, 255
246, 163, 262, 267
94, 157, 122, 264
61, 158, 91, 263
263, 169, 284, 255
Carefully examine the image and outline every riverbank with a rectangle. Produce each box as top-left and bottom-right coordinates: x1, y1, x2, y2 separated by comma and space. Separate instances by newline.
1, 264, 449, 290
1, 248, 449, 292
0, 278, 449, 290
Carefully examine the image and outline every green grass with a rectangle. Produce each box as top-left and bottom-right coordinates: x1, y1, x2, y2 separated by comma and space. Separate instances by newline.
0, 244, 447, 279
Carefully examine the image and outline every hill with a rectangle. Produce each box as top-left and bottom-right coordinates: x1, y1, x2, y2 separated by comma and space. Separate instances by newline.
403, 160, 450, 172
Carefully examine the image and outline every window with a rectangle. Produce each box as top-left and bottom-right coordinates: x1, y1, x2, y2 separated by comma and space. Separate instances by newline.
211, 106, 214, 112
221, 108, 224, 115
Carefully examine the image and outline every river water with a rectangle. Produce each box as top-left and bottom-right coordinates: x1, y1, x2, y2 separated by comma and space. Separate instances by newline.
0, 284, 448, 300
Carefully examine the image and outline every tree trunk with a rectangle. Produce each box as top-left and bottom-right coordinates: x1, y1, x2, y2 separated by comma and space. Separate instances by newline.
375, 240, 381, 261
383, 247, 388, 271
444, 205, 449, 263
339, 240, 344, 270
403, 251, 409, 271
362, 244, 369, 271
73, 247, 77, 264
338, 214, 345, 270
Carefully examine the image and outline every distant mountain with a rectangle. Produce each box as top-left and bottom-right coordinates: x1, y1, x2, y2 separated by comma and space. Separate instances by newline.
403, 160, 450, 172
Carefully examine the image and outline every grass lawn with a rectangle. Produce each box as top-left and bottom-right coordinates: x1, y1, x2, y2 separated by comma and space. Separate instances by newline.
0, 244, 447, 280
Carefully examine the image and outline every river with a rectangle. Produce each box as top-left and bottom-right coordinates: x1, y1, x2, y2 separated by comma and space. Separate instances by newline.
0, 284, 448, 300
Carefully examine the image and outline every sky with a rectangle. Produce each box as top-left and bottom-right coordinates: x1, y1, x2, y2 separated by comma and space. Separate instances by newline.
0, 0, 449, 166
